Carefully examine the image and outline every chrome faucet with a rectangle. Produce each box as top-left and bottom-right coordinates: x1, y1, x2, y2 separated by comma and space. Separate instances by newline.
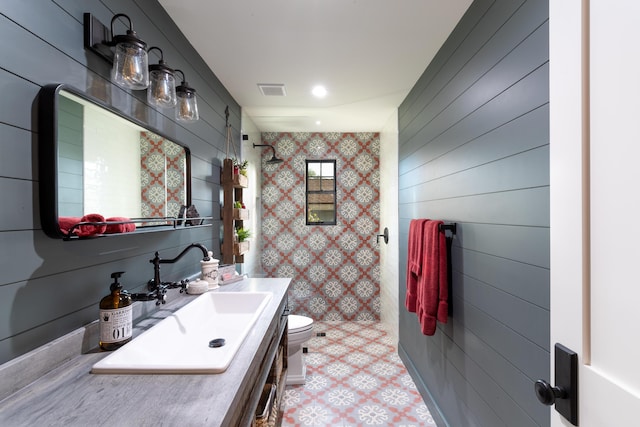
130, 243, 210, 305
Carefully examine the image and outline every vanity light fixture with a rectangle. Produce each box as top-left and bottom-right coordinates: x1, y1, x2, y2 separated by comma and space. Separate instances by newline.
253, 143, 284, 165
174, 69, 199, 122
147, 47, 177, 108
84, 13, 149, 90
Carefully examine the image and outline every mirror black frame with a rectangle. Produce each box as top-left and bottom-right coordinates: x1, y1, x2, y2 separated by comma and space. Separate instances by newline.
38, 83, 192, 239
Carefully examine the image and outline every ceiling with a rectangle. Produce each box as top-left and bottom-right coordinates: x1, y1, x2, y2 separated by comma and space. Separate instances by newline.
158, 0, 472, 132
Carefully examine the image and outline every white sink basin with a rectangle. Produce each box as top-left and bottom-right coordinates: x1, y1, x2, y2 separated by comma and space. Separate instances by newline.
92, 291, 272, 374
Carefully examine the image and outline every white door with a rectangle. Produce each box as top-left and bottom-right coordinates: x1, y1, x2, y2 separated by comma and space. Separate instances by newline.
550, 0, 640, 425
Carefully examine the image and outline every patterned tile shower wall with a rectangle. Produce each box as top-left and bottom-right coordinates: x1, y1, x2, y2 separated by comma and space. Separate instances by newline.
260, 132, 381, 320
140, 131, 186, 218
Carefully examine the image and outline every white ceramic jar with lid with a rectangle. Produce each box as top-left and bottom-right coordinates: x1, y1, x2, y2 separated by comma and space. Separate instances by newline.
200, 251, 219, 290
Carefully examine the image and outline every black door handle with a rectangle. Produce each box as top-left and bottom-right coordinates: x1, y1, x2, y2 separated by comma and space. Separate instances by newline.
534, 343, 578, 426
534, 379, 567, 405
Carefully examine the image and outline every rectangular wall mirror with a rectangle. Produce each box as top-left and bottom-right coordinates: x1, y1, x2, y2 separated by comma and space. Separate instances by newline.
38, 84, 198, 239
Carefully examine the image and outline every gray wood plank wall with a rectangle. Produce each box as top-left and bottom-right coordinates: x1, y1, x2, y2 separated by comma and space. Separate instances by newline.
0, 0, 240, 364
397, 1, 550, 426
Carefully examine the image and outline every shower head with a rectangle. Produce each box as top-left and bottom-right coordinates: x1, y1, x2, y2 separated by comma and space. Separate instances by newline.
253, 143, 283, 165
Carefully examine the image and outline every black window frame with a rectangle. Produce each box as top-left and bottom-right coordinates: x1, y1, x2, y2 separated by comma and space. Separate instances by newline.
305, 159, 337, 225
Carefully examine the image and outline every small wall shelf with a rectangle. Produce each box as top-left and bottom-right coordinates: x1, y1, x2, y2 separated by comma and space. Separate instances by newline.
233, 208, 249, 220
232, 173, 248, 188
61, 216, 213, 241
234, 241, 250, 256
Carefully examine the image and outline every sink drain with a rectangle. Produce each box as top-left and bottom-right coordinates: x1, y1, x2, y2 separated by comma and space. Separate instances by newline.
208, 338, 226, 348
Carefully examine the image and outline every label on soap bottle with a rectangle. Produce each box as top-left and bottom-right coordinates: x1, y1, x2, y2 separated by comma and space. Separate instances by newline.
99, 306, 133, 344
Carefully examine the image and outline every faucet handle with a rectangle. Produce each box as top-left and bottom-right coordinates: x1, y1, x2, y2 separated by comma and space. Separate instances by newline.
167, 279, 189, 293
155, 284, 168, 305
156, 292, 167, 306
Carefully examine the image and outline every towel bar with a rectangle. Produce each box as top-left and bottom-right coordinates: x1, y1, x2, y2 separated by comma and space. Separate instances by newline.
438, 223, 457, 235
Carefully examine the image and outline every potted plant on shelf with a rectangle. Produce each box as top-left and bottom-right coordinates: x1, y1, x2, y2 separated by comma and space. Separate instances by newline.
233, 201, 248, 220
234, 226, 251, 255
233, 158, 248, 176
236, 227, 251, 242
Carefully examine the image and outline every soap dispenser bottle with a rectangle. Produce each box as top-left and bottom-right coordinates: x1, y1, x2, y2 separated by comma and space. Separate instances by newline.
99, 271, 133, 351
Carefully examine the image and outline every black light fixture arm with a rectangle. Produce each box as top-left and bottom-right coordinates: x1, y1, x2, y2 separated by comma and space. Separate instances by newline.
253, 143, 277, 158
110, 13, 131, 38
148, 46, 173, 74
175, 69, 186, 85
174, 69, 195, 94
148, 46, 164, 62
84, 13, 146, 63
252, 143, 283, 164
109, 13, 146, 49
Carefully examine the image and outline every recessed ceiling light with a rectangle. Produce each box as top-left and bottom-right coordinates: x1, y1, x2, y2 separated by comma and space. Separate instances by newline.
312, 85, 327, 98
315, 120, 321, 125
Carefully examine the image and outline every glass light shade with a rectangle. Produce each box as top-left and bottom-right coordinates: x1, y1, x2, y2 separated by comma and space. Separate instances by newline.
111, 42, 149, 90
176, 87, 199, 122
148, 68, 176, 108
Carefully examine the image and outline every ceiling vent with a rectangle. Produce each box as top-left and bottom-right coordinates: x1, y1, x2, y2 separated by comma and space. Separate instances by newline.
258, 83, 286, 96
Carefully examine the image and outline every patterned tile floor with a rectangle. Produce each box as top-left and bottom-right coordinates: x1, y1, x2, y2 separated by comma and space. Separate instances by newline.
282, 321, 438, 427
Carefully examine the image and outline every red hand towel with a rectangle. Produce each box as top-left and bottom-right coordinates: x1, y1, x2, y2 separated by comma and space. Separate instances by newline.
409, 219, 428, 276
105, 217, 136, 234
59, 216, 82, 235
436, 229, 449, 324
76, 213, 106, 237
418, 220, 448, 336
405, 219, 428, 312
415, 220, 432, 325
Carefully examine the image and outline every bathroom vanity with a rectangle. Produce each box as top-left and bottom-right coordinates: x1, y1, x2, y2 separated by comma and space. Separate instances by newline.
0, 278, 290, 427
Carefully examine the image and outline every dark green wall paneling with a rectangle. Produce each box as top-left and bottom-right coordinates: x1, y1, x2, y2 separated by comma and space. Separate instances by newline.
0, 1, 239, 364
398, 1, 549, 426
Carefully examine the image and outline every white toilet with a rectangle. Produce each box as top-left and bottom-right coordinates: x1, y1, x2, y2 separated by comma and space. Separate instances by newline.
286, 314, 314, 385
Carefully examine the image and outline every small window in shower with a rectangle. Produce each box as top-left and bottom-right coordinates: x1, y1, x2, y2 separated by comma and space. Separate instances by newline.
306, 160, 336, 225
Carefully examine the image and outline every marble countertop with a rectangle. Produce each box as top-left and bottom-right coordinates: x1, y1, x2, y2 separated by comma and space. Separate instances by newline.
0, 277, 291, 427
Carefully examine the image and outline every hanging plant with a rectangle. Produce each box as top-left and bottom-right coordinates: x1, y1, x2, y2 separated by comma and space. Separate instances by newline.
236, 227, 251, 242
